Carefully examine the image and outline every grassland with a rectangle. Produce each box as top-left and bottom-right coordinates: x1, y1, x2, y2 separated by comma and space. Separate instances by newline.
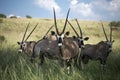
0, 18, 120, 80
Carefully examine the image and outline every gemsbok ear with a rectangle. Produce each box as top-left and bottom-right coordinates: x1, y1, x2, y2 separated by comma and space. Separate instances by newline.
72, 36, 76, 39
30, 41, 32, 44
51, 31, 55, 35
112, 40, 115, 43
65, 31, 70, 36
17, 42, 20, 45
84, 37, 89, 41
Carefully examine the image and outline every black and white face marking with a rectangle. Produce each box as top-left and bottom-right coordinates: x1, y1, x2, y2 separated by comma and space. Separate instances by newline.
18, 42, 23, 53
106, 41, 113, 53
17, 42, 27, 53
77, 37, 89, 48
57, 34, 64, 47
78, 38, 84, 48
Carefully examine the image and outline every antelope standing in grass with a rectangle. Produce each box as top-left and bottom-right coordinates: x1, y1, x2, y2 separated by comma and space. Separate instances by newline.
31, 8, 72, 64
17, 23, 54, 56
67, 19, 89, 68
31, 8, 87, 74
80, 22, 114, 71
17, 23, 38, 56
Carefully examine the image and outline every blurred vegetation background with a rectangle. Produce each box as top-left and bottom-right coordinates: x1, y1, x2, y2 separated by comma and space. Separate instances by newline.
0, 18, 120, 80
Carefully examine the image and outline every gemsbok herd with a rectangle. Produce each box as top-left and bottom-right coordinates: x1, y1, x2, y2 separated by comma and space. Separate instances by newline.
17, 8, 114, 74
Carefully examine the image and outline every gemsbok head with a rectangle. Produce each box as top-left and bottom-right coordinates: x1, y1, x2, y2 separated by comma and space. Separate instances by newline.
68, 19, 89, 48
80, 22, 114, 71
53, 8, 70, 48
42, 24, 56, 40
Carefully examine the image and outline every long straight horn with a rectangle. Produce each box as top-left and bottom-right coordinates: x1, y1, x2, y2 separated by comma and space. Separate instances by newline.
22, 23, 30, 42
61, 8, 70, 34
101, 22, 109, 41
44, 24, 54, 36
75, 19, 83, 38
25, 23, 39, 41
68, 21, 79, 37
53, 8, 59, 35
110, 26, 112, 42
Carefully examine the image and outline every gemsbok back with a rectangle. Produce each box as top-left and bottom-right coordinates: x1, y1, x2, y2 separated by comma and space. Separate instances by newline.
80, 22, 114, 71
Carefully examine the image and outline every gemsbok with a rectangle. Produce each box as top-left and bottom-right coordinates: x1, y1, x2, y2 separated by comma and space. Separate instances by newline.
17, 23, 38, 56
67, 19, 89, 68
80, 22, 114, 71
31, 8, 87, 74
17, 23, 54, 56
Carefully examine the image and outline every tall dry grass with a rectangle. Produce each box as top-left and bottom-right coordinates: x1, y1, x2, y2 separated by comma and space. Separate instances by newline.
0, 18, 120, 80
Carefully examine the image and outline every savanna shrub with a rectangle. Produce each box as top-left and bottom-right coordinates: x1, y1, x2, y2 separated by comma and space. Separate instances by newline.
109, 21, 120, 27
0, 35, 5, 42
0, 13, 6, 18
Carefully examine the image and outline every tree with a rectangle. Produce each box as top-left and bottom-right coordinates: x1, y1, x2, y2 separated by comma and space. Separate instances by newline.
109, 21, 120, 27
10, 16, 17, 18
26, 15, 32, 19
0, 13, 6, 18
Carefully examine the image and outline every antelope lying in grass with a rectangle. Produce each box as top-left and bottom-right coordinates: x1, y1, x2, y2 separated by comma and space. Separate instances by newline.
80, 22, 114, 71
17, 23, 54, 56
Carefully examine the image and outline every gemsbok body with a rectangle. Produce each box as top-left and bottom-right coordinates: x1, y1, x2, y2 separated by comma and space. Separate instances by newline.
80, 23, 114, 71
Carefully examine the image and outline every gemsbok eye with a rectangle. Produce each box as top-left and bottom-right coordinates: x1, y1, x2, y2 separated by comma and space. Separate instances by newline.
23, 44, 25, 47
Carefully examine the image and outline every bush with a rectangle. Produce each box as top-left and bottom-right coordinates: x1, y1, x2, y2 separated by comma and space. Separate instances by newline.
26, 15, 32, 19
109, 21, 120, 27
0, 13, 6, 18
10, 16, 17, 18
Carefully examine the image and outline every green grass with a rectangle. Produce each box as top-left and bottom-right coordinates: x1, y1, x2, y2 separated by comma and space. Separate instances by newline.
0, 18, 120, 80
